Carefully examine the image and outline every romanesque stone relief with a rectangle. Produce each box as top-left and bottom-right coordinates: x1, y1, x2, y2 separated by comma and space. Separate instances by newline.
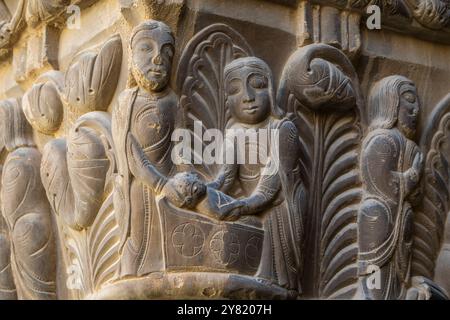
27, 34, 123, 299
413, 93, 450, 299
1, 1, 450, 300
112, 20, 179, 280
0, 0, 26, 61
404, 0, 450, 29
328, 0, 450, 28
25, 0, 70, 28
277, 43, 363, 299
0, 165, 17, 300
358, 76, 422, 300
0, 98, 56, 300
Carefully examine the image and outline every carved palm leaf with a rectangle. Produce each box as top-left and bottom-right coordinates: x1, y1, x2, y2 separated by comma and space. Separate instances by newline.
412, 93, 450, 279
87, 192, 119, 291
42, 111, 119, 298
278, 44, 363, 299
176, 24, 253, 178
67, 112, 119, 296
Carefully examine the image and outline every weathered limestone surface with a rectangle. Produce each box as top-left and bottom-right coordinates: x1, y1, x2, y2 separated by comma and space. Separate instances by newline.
0, 0, 449, 300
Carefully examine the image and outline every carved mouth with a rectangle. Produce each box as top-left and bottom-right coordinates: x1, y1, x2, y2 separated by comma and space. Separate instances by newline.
147, 68, 166, 77
149, 70, 163, 77
244, 106, 259, 114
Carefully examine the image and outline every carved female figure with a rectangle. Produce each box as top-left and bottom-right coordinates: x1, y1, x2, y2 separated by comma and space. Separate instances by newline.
0, 98, 56, 300
112, 20, 178, 277
358, 75, 423, 299
212, 57, 305, 293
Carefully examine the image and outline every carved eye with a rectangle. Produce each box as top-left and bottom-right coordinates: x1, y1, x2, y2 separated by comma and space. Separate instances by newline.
249, 75, 267, 89
138, 43, 152, 53
227, 79, 242, 95
162, 45, 174, 59
402, 91, 416, 104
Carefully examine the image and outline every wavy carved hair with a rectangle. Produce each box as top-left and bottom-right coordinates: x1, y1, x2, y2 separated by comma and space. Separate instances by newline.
368, 75, 415, 130
0, 98, 35, 152
224, 56, 284, 123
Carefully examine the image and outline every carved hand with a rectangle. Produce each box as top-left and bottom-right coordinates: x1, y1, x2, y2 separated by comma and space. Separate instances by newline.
219, 199, 247, 222
412, 151, 424, 176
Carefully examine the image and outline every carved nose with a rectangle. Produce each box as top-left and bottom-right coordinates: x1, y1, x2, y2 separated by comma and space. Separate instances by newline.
243, 91, 255, 103
152, 54, 162, 65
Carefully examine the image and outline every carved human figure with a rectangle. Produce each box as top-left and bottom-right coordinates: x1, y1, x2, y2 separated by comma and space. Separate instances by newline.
126, 134, 247, 220
358, 75, 423, 300
207, 57, 306, 293
112, 20, 179, 277
0, 98, 56, 300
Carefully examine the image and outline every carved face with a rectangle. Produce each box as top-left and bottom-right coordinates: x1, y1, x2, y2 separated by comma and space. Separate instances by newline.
398, 83, 419, 139
131, 31, 174, 93
225, 66, 272, 125
164, 172, 207, 209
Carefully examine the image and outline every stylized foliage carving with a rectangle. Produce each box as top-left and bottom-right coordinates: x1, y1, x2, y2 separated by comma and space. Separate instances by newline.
176, 24, 253, 177
0, 98, 56, 300
22, 71, 64, 135
405, 0, 450, 29
0, 165, 17, 300
41, 111, 119, 297
25, 0, 70, 27
278, 44, 363, 299
0, 0, 25, 60
63, 34, 123, 129
413, 94, 450, 280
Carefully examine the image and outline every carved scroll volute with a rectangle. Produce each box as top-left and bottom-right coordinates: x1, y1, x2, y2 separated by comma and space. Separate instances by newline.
63, 34, 123, 130
278, 43, 363, 299
413, 94, 450, 292
176, 24, 253, 177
